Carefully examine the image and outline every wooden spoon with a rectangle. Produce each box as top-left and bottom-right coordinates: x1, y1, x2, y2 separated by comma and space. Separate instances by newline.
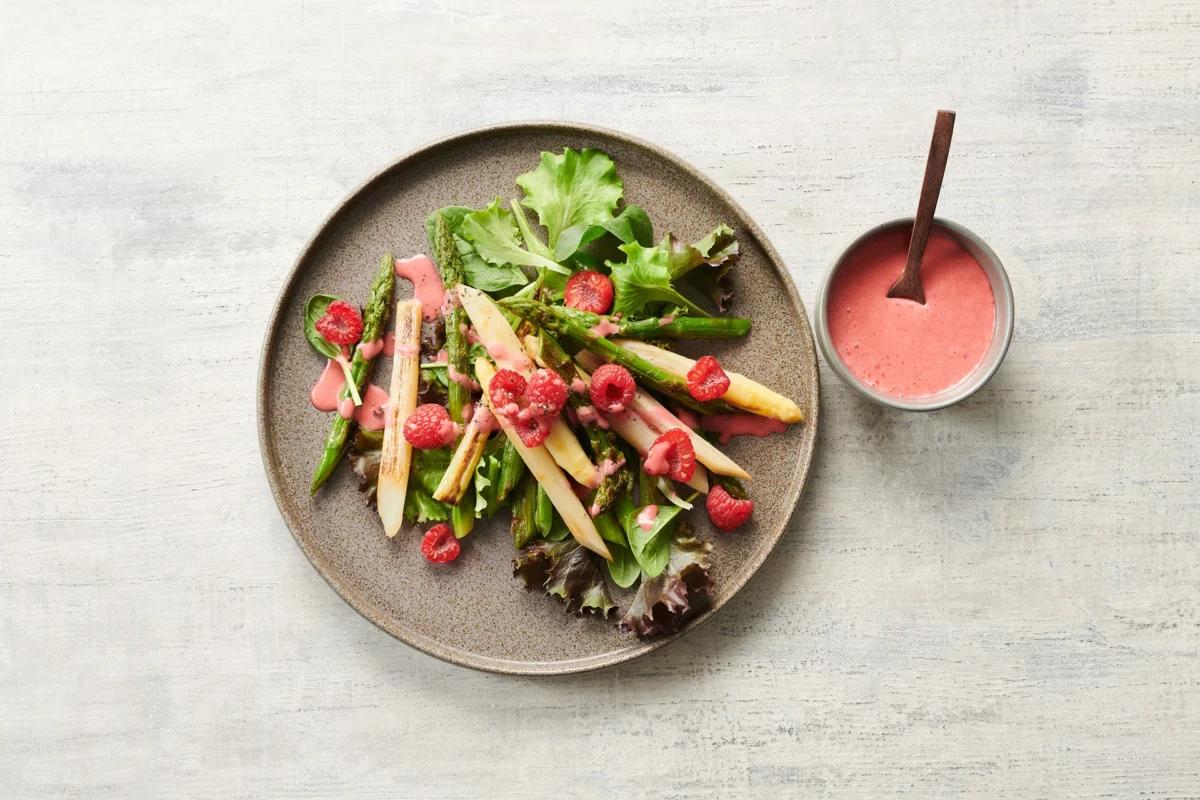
887, 109, 956, 305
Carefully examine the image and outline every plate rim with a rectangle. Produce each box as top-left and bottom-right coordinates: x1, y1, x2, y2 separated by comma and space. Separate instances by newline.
257, 120, 820, 675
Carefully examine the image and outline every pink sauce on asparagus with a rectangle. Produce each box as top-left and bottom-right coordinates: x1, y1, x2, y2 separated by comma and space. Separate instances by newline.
588, 318, 621, 338
394, 255, 445, 322
311, 360, 390, 430
356, 332, 395, 361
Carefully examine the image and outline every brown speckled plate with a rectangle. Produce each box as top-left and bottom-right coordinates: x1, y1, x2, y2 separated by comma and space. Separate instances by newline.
258, 122, 819, 674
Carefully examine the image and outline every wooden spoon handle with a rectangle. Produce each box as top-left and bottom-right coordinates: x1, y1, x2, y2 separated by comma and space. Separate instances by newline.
896, 110, 956, 303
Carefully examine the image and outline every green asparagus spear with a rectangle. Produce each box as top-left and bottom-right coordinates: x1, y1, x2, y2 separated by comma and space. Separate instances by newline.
537, 331, 631, 514
534, 305, 750, 341
534, 484, 554, 538
495, 439, 526, 503
501, 298, 736, 414
511, 476, 537, 549
432, 213, 470, 423
311, 254, 395, 493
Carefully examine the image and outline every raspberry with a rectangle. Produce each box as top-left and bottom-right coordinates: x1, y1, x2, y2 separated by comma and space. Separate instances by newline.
706, 484, 753, 531
315, 300, 364, 346
563, 270, 614, 314
589, 364, 636, 413
512, 411, 551, 448
403, 403, 455, 449
527, 368, 568, 416
642, 428, 696, 483
686, 355, 730, 401
421, 523, 461, 563
488, 369, 527, 413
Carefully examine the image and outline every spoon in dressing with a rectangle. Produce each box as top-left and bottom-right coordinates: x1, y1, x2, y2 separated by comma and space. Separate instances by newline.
887, 109, 956, 305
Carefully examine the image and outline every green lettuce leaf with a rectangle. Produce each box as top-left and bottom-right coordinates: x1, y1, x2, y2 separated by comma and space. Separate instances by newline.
425, 206, 529, 292
553, 204, 653, 261
619, 534, 713, 638
516, 148, 624, 249
461, 199, 567, 275
514, 539, 616, 618
608, 240, 710, 318
406, 447, 452, 523
622, 503, 682, 578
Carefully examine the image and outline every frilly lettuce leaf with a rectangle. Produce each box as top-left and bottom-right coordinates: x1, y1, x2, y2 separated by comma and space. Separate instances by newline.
461, 199, 567, 275
619, 534, 713, 638
514, 539, 616, 618
607, 240, 711, 319
472, 438, 504, 517
348, 431, 449, 522
670, 223, 739, 311
348, 428, 385, 504
425, 206, 529, 292
516, 148, 624, 250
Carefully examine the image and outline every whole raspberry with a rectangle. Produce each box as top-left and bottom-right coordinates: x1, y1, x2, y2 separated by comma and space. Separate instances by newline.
706, 483, 753, 531
488, 369, 527, 415
563, 270, 614, 314
421, 523, 461, 563
512, 411, 551, 448
403, 403, 456, 449
315, 300, 364, 346
589, 364, 636, 413
686, 355, 730, 401
527, 368, 568, 416
642, 428, 696, 483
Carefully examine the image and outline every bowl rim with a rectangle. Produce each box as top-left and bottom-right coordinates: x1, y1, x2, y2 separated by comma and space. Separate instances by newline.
815, 217, 1014, 412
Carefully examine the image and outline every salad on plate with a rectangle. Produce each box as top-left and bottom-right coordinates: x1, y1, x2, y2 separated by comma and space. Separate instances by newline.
304, 148, 804, 638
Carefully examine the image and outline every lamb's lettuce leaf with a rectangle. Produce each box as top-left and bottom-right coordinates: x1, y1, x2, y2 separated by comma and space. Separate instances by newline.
595, 512, 640, 589
514, 539, 616, 618
619, 534, 713, 638
425, 206, 529, 292
461, 199, 567, 274
622, 503, 682, 578
304, 294, 343, 360
516, 148, 624, 250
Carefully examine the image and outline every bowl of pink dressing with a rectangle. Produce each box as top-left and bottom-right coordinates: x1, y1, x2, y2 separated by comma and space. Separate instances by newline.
816, 218, 1013, 411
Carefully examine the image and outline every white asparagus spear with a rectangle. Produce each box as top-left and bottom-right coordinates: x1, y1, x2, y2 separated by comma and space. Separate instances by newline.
475, 357, 611, 560
612, 339, 805, 424
574, 350, 751, 481
571, 365, 709, 494
457, 285, 599, 488
377, 300, 423, 537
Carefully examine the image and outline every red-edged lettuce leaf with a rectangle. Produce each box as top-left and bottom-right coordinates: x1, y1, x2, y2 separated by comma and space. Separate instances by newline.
514, 539, 616, 618
669, 224, 739, 311
619, 534, 713, 638
347, 431, 449, 523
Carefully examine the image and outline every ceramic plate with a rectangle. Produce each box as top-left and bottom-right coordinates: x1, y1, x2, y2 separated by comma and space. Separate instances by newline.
258, 122, 819, 674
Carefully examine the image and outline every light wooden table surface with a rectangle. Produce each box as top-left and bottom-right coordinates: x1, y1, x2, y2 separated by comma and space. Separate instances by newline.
3, 2, 1198, 797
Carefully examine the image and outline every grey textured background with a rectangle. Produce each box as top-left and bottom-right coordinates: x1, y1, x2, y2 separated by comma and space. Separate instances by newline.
2, 1, 1198, 797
